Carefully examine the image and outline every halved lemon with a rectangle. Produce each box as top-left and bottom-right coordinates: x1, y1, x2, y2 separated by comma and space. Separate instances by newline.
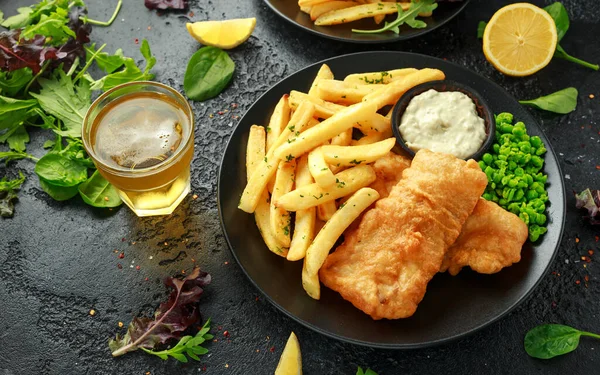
483, 3, 557, 77
186, 18, 256, 50
274, 332, 302, 375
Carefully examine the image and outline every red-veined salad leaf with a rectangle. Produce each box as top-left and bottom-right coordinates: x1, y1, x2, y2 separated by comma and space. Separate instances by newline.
145, 0, 189, 10
575, 189, 600, 225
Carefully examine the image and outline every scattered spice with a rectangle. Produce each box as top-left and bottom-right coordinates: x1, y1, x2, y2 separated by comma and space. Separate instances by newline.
134, 38, 139, 44
590, 94, 595, 99
223, 330, 230, 338
181, 269, 186, 274
147, 26, 152, 30
192, 194, 198, 200
224, 261, 229, 265
589, 250, 594, 255
225, 364, 229, 368
584, 275, 590, 282
117, 263, 123, 269
576, 280, 581, 285
118, 252, 125, 259
576, 237, 580, 243
164, 242, 168, 246
118, 321, 124, 328
231, 103, 238, 109
89, 309, 96, 316
270, 346, 275, 353
136, 265, 141, 270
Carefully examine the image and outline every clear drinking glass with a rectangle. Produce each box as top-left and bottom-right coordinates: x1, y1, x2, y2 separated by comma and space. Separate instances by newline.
82, 81, 194, 217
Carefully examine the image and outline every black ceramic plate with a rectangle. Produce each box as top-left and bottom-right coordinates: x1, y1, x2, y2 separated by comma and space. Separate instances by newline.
218, 52, 566, 348
263, 0, 470, 43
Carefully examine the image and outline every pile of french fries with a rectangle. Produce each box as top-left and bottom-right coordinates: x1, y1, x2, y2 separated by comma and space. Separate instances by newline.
239, 64, 445, 300
298, 0, 434, 27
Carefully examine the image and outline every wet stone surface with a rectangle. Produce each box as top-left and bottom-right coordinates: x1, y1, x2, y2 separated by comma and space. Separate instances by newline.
1, 0, 599, 374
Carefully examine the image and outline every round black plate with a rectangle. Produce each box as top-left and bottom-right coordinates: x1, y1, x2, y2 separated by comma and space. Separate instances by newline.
217, 52, 566, 348
263, 0, 471, 44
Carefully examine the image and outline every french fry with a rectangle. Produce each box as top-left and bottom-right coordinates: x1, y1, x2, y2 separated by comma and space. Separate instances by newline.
266, 95, 291, 152
308, 64, 334, 98
362, 68, 446, 109
288, 155, 316, 261
246, 125, 266, 176
352, 127, 393, 145
275, 164, 376, 211
316, 79, 384, 104
330, 128, 353, 146
298, 0, 330, 6
317, 200, 337, 221
274, 102, 377, 161
310, 1, 360, 21
246, 126, 288, 257
321, 138, 396, 167
289, 90, 346, 119
238, 101, 315, 213
308, 147, 336, 188
302, 187, 380, 299
315, 3, 406, 26
344, 68, 418, 85
353, 111, 390, 134
270, 160, 296, 248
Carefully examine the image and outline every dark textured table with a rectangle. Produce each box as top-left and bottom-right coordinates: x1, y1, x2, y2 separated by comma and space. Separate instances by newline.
1, 0, 599, 374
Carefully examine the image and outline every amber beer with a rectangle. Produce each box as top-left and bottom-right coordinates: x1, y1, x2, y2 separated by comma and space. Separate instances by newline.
83, 82, 194, 216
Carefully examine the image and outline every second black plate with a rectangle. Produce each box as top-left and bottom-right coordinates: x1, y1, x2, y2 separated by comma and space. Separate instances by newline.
218, 52, 565, 348
263, 0, 470, 43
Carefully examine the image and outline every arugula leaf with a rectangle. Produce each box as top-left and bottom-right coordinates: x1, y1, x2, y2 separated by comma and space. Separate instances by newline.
109, 268, 212, 357
0, 68, 33, 97
0, 150, 37, 164
352, 0, 437, 34
35, 153, 88, 187
1, 125, 30, 152
184, 46, 235, 102
519, 87, 578, 114
141, 319, 212, 362
21, 6, 75, 45
88, 39, 156, 91
85, 44, 125, 74
0, 171, 25, 218
0, 95, 38, 130
30, 70, 91, 137
78, 170, 122, 208
477, 21, 487, 39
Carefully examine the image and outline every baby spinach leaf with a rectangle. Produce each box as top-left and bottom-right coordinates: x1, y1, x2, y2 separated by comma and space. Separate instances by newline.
30, 70, 91, 137
543, 2, 569, 42
78, 170, 121, 208
38, 178, 79, 201
184, 46, 235, 102
525, 324, 581, 359
554, 45, 599, 71
35, 153, 88, 187
0, 96, 38, 130
519, 87, 578, 114
4, 125, 30, 152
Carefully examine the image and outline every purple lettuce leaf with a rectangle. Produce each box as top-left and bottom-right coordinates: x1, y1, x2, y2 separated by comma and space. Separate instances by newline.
144, 0, 189, 11
109, 267, 211, 357
575, 188, 600, 225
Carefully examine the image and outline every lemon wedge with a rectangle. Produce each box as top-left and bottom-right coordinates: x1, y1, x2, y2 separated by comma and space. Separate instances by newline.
186, 18, 256, 50
274, 332, 302, 375
483, 3, 557, 77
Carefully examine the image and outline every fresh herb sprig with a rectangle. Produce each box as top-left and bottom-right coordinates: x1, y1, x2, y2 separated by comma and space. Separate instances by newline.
519, 87, 578, 114
352, 0, 437, 34
525, 324, 600, 359
141, 319, 213, 362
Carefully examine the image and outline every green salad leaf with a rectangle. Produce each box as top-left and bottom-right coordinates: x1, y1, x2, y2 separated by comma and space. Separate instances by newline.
30, 70, 91, 137
352, 0, 437, 34
519, 87, 578, 114
85, 44, 126, 74
184, 46, 235, 102
78, 170, 122, 208
0, 172, 25, 218
0, 96, 38, 130
477, 21, 487, 39
0, 69, 33, 97
34, 153, 88, 187
525, 324, 600, 359
357, 367, 378, 375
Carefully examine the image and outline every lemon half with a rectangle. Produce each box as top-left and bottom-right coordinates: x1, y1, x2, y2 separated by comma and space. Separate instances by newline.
186, 18, 256, 49
483, 3, 557, 76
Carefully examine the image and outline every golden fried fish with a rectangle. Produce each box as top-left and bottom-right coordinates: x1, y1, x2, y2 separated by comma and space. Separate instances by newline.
320, 150, 488, 320
440, 199, 529, 276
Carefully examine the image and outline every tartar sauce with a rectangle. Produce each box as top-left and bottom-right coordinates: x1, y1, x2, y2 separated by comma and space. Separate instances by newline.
399, 89, 486, 159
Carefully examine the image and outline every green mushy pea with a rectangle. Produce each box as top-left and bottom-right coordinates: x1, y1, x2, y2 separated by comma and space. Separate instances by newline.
477, 112, 549, 242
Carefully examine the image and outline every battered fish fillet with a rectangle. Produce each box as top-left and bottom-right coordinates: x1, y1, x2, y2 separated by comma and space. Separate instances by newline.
320, 150, 488, 320
440, 199, 529, 276
369, 151, 412, 199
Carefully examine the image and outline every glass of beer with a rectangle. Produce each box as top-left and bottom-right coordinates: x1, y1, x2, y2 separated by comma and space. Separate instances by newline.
82, 81, 194, 217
